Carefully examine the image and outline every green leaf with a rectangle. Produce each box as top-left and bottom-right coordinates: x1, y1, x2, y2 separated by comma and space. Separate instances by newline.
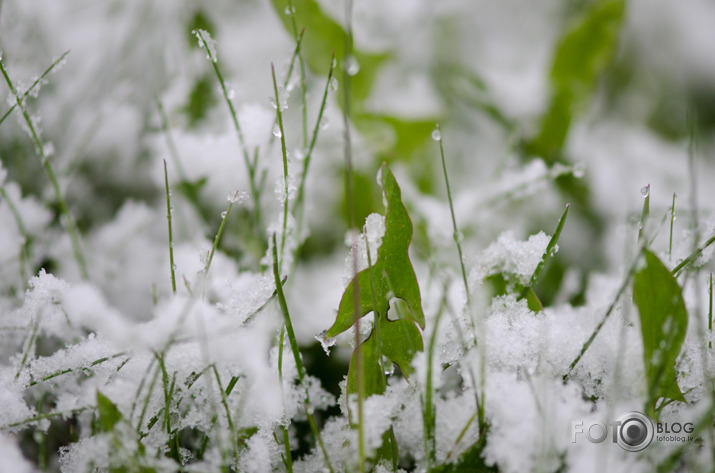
327, 165, 425, 338
528, 0, 625, 161
633, 249, 688, 415
346, 316, 423, 396
96, 390, 122, 432
329, 165, 425, 400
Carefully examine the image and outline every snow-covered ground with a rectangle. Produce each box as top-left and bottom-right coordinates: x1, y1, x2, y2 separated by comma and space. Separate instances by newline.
1, 0, 714, 472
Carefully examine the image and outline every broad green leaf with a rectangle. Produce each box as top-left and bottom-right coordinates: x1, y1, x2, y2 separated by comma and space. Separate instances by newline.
346, 315, 423, 396
96, 390, 122, 432
330, 165, 424, 403
633, 249, 688, 414
327, 165, 425, 338
347, 329, 386, 398
528, 0, 625, 161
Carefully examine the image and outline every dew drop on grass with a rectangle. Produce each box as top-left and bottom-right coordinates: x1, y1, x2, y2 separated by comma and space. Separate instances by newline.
331, 57, 337, 68
284, 5, 295, 15
640, 185, 650, 197
272, 123, 282, 138
431, 129, 441, 142
329, 77, 338, 92
319, 116, 329, 130
220, 210, 227, 219
345, 56, 360, 76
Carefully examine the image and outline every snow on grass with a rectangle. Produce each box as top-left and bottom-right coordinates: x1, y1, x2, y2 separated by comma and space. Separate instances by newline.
1, 0, 714, 472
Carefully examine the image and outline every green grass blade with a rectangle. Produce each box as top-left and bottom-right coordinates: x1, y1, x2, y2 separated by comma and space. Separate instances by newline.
0, 50, 69, 127
671, 232, 715, 276
194, 29, 263, 245
669, 193, 677, 261
0, 56, 88, 279
270, 63, 291, 271
204, 191, 238, 278
435, 123, 471, 309
527, 203, 570, 290
294, 50, 336, 238
271, 233, 334, 472
163, 160, 177, 294
638, 184, 650, 244
564, 243, 645, 380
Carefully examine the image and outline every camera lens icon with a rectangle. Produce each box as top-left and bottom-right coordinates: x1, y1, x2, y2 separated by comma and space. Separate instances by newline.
616, 411, 654, 452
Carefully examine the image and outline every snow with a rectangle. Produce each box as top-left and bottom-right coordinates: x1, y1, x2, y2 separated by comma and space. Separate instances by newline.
470, 231, 552, 288
1, 0, 714, 472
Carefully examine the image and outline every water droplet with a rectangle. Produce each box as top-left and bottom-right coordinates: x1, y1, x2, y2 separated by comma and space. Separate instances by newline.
168, 190, 173, 197
272, 123, 282, 138
227, 88, 235, 100
572, 163, 585, 178
284, 5, 295, 15
221, 210, 227, 218
345, 56, 360, 76
319, 116, 329, 130
453, 231, 464, 243
331, 57, 337, 69
431, 129, 441, 141
172, 264, 177, 271
640, 185, 650, 197
381, 356, 394, 376
226, 192, 237, 203
329, 77, 338, 92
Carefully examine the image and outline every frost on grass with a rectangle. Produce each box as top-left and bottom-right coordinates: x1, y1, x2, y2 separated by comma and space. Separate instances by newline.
193, 29, 218, 62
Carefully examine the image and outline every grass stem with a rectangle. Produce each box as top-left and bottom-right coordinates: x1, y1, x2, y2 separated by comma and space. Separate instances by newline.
0, 56, 88, 280
669, 193, 677, 261
271, 233, 334, 472
271, 64, 291, 272
163, 161, 177, 294
294, 50, 336, 240
195, 29, 263, 246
